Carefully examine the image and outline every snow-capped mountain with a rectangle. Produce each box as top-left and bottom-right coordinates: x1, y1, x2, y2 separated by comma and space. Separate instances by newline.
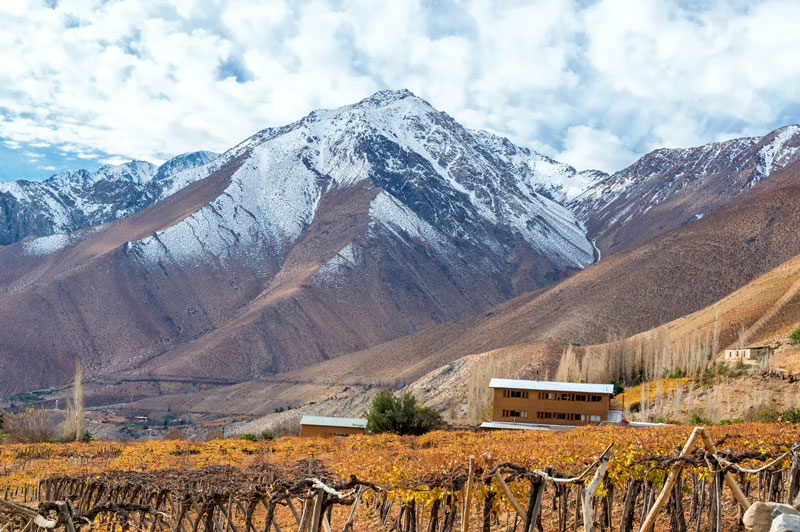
569, 125, 800, 256
127, 89, 594, 273
0, 89, 596, 393
0, 151, 217, 245
2, 88, 799, 396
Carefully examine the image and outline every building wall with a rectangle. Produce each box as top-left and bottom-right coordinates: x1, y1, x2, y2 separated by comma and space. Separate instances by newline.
724, 348, 768, 362
491, 388, 610, 426
299, 424, 366, 437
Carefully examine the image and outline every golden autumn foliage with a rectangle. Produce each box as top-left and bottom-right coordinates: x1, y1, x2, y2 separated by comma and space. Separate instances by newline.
2, 423, 799, 511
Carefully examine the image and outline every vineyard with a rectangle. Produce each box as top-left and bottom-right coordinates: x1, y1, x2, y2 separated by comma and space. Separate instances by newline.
2, 424, 800, 532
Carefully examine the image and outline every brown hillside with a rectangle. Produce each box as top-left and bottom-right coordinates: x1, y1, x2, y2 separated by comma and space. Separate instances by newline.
0, 157, 243, 393
265, 160, 800, 388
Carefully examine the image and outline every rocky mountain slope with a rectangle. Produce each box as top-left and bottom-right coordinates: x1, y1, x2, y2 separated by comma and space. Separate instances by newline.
470, 130, 607, 203
0, 90, 597, 394
571, 125, 800, 256
0, 151, 217, 245
255, 158, 800, 389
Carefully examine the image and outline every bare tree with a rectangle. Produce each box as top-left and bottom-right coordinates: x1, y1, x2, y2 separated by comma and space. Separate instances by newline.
63, 361, 85, 441
3, 409, 57, 443
466, 355, 498, 423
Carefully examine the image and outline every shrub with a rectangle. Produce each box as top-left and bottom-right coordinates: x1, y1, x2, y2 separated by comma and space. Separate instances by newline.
719, 418, 743, 425
791, 327, 800, 345
2, 408, 57, 443
270, 416, 301, 438
783, 409, 800, 424
754, 404, 782, 423
629, 401, 641, 413
240, 433, 257, 441
81, 430, 93, 443
687, 411, 710, 425
163, 428, 186, 440
666, 368, 683, 379
261, 431, 275, 441
365, 390, 444, 435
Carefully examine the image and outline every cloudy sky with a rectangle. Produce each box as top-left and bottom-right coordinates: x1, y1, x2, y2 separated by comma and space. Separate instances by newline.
1, 0, 799, 180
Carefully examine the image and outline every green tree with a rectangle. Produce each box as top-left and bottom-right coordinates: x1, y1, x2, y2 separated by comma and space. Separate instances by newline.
790, 327, 800, 345
365, 390, 444, 435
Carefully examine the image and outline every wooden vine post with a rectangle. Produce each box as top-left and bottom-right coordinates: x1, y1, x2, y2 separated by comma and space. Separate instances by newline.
698, 426, 751, 510
582, 445, 612, 532
492, 472, 526, 520
461, 455, 474, 532
639, 427, 750, 532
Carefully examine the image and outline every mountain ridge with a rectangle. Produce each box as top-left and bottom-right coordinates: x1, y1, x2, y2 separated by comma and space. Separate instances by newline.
572, 124, 800, 255
0, 151, 219, 246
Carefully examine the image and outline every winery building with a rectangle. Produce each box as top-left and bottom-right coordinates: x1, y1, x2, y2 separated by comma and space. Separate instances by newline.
299, 416, 368, 437
723, 346, 770, 365
481, 378, 616, 430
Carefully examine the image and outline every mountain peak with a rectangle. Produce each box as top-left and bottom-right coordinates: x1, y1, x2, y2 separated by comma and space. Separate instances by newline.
359, 88, 418, 106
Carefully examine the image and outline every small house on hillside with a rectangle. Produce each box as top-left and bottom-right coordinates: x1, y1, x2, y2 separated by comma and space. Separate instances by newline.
723, 346, 770, 365
299, 415, 367, 437
480, 378, 616, 431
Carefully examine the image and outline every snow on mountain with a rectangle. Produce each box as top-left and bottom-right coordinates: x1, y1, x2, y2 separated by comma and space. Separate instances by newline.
48, 160, 158, 186
0, 152, 218, 245
568, 124, 800, 256
754, 125, 800, 184
128, 89, 595, 273
153, 151, 218, 181
470, 129, 607, 203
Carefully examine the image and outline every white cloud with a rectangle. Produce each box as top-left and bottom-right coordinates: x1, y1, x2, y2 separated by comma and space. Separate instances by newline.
557, 126, 639, 173
0, 0, 799, 178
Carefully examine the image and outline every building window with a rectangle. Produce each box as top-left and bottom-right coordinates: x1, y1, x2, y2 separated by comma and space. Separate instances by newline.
503, 390, 529, 399
575, 394, 586, 402
590, 415, 602, 422
591, 395, 602, 402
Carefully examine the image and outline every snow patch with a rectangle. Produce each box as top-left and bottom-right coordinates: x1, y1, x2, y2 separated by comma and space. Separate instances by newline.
369, 191, 448, 249
22, 233, 70, 255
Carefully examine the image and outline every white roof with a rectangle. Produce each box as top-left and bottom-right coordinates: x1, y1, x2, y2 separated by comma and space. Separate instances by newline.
300, 415, 367, 429
479, 421, 575, 431
488, 378, 614, 395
